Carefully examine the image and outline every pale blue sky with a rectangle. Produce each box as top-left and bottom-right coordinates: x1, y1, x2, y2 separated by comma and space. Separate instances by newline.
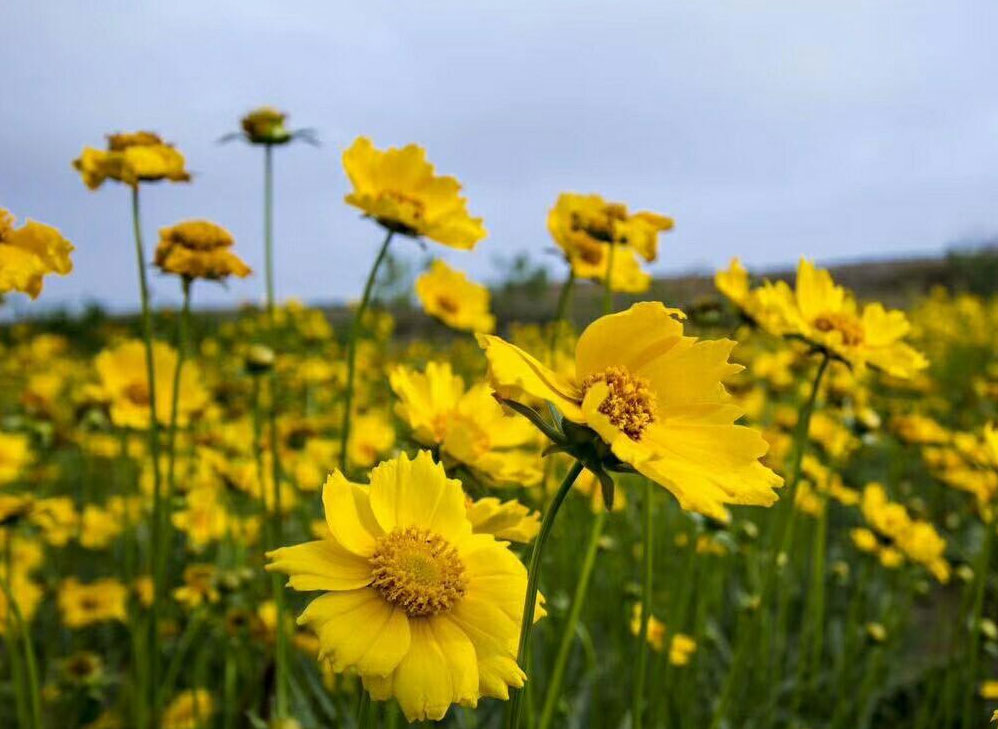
3, 1, 997, 311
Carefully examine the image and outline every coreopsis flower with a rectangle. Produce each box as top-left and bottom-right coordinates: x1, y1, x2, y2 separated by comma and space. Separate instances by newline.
342, 137, 486, 249
0, 573, 43, 633
716, 258, 928, 378
389, 362, 542, 486
465, 496, 540, 543
161, 689, 214, 729
73, 131, 190, 189
78, 505, 124, 549
629, 605, 697, 666
415, 260, 496, 334
891, 414, 951, 445
0, 494, 33, 525
241, 107, 292, 145
30, 497, 78, 546
0, 431, 32, 486
477, 302, 782, 521
981, 681, 998, 700
266, 451, 532, 721
59, 651, 104, 686
347, 411, 397, 469
564, 238, 652, 293
0, 208, 74, 299
548, 193, 673, 264
172, 488, 229, 551
58, 578, 128, 628
173, 564, 220, 609
95, 339, 209, 429
155, 220, 251, 282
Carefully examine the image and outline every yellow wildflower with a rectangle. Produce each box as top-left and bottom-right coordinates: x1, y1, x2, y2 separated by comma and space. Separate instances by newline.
73, 131, 190, 189
58, 578, 128, 628
415, 260, 495, 333
155, 220, 251, 282
161, 689, 214, 729
0, 208, 74, 299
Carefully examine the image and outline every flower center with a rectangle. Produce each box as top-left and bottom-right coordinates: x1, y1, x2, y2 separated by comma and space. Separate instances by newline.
376, 190, 426, 233
812, 311, 864, 346
436, 294, 460, 315
570, 204, 628, 244
124, 382, 151, 406
581, 365, 657, 440
369, 526, 466, 617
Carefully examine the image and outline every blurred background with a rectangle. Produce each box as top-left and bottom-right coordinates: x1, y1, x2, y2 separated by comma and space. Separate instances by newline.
2, 0, 997, 312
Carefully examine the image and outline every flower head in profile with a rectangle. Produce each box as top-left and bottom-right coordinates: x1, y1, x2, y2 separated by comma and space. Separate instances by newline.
477, 302, 782, 521
716, 258, 928, 378
0, 208, 74, 299
342, 137, 486, 250
266, 451, 532, 721
389, 362, 542, 487
95, 339, 209, 429
415, 260, 495, 333
73, 131, 190, 190
155, 220, 251, 282
221, 106, 318, 147
548, 193, 673, 263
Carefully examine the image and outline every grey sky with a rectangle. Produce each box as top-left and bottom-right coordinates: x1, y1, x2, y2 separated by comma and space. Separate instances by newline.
3, 1, 997, 312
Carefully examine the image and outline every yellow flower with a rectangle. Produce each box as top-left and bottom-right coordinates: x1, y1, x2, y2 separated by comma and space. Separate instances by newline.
981, 680, 998, 700
155, 220, 251, 282
718, 258, 927, 378
389, 362, 542, 486
0, 431, 32, 486
668, 633, 697, 667
347, 411, 397, 469
172, 488, 229, 551
73, 131, 190, 189
548, 193, 673, 263
59, 651, 104, 686
30, 497, 78, 546
465, 496, 540, 543
78, 505, 124, 550
0, 208, 74, 299
866, 622, 887, 643
415, 260, 495, 334
0, 573, 43, 634
342, 137, 486, 249
161, 689, 214, 729
891, 414, 951, 445
96, 339, 209, 429
58, 578, 128, 628
173, 564, 220, 609
565, 238, 652, 293
477, 302, 782, 521
573, 468, 628, 513
267, 451, 531, 721
630, 603, 666, 651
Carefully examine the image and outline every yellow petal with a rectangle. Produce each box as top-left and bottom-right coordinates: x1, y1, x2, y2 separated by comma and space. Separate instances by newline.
368, 451, 471, 542
299, 588, 411, 675
265, 539, 372, 592
574, 302, 686, 381
322, 471, 381, 557
476, 334, 584, 422
449, 596, 525, 699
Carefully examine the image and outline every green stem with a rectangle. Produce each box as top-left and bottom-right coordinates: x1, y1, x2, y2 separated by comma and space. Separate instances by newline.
264, 144, 276, 326
633, 480, 654, 729
339, 229, 395, 473
131, 184, 163, 725
3, 536, 38, 729
537, 510, 606, 729
961, 517, 994, 729
506, 460, 585, 729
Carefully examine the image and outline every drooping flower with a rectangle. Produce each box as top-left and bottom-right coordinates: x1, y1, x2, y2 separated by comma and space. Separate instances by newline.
155, 220, 251, 282
478, 302, 782, 521
415, 260, 495, 334
95, 339, 209, 429
389, 362, 542, 486
73, 131, 190, 190
716, 258, 928, 378
0, 208, 74, 299
266, 451, 532, 721
342, 137, 486, 250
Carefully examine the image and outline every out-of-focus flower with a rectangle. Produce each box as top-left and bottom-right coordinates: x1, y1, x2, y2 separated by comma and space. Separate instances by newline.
415, 260, 495, 333
73, 131, 190, 190
173, 564, 220, 609
0, 208, 74, 299
161, 689, 214, 729
548, 193, 673, 264
58, 578, 128, 628
0, 432, 32, 486
478, 302, 782, 521
155, 220, 251, 282
267, 451, 532, 721
390, 361, 542, 486
343, 137, 486, 250
347, 411, 397, 469
465, 496, 539, 543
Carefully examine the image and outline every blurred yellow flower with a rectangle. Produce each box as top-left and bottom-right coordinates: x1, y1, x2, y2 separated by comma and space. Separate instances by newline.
389, 361, 542, 486
96, 339, 209, 429
155, 220, 251, 282
241, 106, 292, 145
58, 578, 128, 628
0, 208, 74, 299
465, 496, 540, 543
73, 131, 190, 189
478, 302, 782, 521
548, 192, 673, 263
347, 410, 397, 469
0, 431, 32, 486
267, 451, 531, 721
161, 689, 214, 729
78, 505, 124, 550
415, 260, 496, 333
343, 137, 486, 250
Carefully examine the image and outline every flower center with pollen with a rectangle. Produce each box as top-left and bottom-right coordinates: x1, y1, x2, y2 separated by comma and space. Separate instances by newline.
369, 526, 467, 617
436, 294, 460, 315
812, 311, 864, 346
581, 365, 657, 440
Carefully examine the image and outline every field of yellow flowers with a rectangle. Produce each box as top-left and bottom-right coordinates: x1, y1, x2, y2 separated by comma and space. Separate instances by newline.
1, 107, 997, 729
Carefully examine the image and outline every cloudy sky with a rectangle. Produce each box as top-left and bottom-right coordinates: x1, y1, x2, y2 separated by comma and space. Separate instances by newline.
3, 1, 997, 312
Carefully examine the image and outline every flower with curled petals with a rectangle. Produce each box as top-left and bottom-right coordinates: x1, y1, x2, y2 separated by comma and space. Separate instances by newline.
266, 451, 532, 721
477, 301, 782, 522
0, 208, 74, 299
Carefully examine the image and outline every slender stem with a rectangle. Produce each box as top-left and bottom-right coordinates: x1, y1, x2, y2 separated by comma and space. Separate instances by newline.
602, 244, 616, 316
537, 510, 606, 729
3, 536, 39, 729
339, 229, 395, 472
506, 460, 585, 729
131, 184, 163, 725
264, 144, 276, 326
633, 479, 655, 729
961, 517, 994, 729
